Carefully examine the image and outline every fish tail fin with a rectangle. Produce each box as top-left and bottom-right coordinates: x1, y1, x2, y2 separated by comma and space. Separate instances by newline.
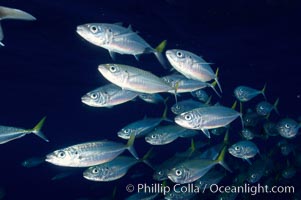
232, 101, 244, 129
161, 98, 172, 123
223, 130, 229, 145
0, 6, 36, 21
31, 116, 49, 142
261, 83, 267, 100
154, 40, 169, 69
273, 98, 280, 115
141, 148, 155, 169
126, 133, 139, 160
215, 68, 222, 93
209, 81, 221, 98
216, 146, 232, 173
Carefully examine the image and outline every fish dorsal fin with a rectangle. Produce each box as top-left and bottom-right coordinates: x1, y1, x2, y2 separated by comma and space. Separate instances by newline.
114, 22, 123, 26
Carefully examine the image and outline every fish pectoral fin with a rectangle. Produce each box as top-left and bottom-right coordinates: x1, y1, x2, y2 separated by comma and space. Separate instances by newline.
108, 50, 117, 60
245, 158, 252, 165
201, 129, 210, 138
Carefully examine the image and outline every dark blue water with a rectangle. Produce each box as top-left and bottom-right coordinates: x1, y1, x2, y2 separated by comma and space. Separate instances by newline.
0, 0, 300, 199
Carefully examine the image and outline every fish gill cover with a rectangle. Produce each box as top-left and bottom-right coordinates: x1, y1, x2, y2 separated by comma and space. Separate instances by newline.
0, 0, 300, 199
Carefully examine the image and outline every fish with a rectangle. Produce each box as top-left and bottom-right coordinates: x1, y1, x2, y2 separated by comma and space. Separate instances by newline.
165, 49, 222, 93
45, 134, 138, 167
241, 128, 255, 140
83, 156, 140, 182
263, 121, 279, 137
255, 98, 280, 117
0, 6, 36, 46
138, 93, 164, 104
22, 157, 45, 168
234, 84, 266, 102
0, 116, 48, 144
98, 63, 174, 94
117, 105, 170, 139
83, 149, 152, 182
145, 124, 197, 145
246, 158, 271, 183
171, 99, 208, 115
276, 118, 300, 138
161, 74, 220, 96
174, 103, 241, 138
167, 145, 231, 184
228, 140, 260, 164
81, 84, 138, 108
76, 23, 167, 67
191, 89, 210, 103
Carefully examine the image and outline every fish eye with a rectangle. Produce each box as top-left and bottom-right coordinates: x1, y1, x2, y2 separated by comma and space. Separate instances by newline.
158, 171, 163, 175
123, 129, 130, 134
57, 151, 65, 158
90, 93, 98, 99
184, 114, 192, 121
175, 169, 182, 176
176, 51, 183, 58
90, 25, 98, 33
92, 168, 99, 174
234, 146, 240, 151
251, 174, 257, 179
151, 134, 157, 139
175, 105, 180, 110
284, 124, 290, 129
109, 65, 117, 73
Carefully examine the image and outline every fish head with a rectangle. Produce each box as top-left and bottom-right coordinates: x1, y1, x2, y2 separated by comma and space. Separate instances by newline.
153, 169, 168, 181
117, 128, 135, 139
45, 147, 80, 167
167, 165, 190, 184
234, 86, 249, 102
83, 165, 110, 181
165, 49, 190, 68
277, 118, 299, 138
76, 23, 107, 46
247, 172, 261, 183
145, 133, 162, 145
98, 64, 127, 86
228, 143, 245, 158
81, 91, 105, 107
174, 111, 200, 130
171, 104, 184, 115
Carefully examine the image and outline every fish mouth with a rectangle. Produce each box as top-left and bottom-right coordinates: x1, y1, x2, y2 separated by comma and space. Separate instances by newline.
45, 154, 54, 163
81, 95, 90, 104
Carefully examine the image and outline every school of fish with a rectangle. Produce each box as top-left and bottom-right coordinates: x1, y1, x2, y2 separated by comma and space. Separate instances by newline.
0, 3, 300, 200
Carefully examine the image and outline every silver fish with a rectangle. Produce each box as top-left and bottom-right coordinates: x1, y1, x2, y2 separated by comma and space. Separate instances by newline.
138, 93, 164, 104
255, 98, 279, 117
165, 49, 222, 93
174, 105, 241, 138
83, 156, 139, 182
81, 84, 138, 108
228, 140, 259, 164
98, 63, 174, 94
167, 146, 231, 184
145, 124, 197, 145
45, 134, 138, 167
191, 89, 209, 102
171, 99, 208, 115
234, 84, 266, 102
247, 158, 270, 183
161, 74, 220, 96
276, 118, 300, 138
0, 6, 36, 46
76, 23, 167, 67
0, 116, 48, 144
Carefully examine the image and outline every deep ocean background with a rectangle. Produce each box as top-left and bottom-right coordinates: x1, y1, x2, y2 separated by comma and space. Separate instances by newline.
0, 0, 300, 199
